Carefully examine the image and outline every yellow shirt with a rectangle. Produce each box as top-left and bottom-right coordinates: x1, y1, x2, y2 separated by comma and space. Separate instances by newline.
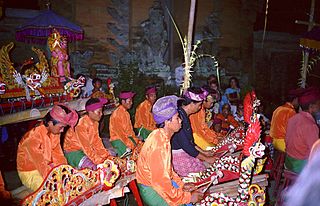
64, 115, 110, 164
134, 99, 156, 131
17, 124, 67, 178
136, 128, 191, 205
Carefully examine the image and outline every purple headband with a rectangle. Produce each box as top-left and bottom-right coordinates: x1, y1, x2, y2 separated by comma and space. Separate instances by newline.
184, 88, 208, 102
85, 98, 108, 111
152, 95, 180, 124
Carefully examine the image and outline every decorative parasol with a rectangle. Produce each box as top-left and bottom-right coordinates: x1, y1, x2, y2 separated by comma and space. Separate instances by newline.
16, 9, 84, 44
300, 27, 320, 51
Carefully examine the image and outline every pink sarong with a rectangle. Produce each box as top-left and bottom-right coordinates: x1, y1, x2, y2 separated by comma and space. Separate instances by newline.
172, 149, 206, 177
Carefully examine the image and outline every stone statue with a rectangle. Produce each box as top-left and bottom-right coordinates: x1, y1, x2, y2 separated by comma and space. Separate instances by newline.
134, 0, 170, 76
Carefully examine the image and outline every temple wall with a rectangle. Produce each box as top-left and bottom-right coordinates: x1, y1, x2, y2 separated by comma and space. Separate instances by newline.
0, 0, 302, 92
253, 31, 300, 112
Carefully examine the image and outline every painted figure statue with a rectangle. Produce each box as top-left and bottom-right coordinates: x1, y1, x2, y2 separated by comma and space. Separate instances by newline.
0, 77, 5, 95
48, 29, 71, 82
0, 42, 49, 100
64, 75, 86, 98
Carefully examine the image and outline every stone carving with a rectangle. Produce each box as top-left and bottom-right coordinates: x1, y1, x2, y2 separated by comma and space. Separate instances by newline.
193, 9, 221, 77
69, 50, 94, 76
132, 0, 170, 78
91, 63, 119, 80
106, 0, 129, 65
203, 12, 221, 40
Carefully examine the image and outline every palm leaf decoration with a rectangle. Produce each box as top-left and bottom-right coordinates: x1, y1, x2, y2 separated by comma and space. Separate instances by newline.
166, 7, 220, 94
298, 51, 320, 87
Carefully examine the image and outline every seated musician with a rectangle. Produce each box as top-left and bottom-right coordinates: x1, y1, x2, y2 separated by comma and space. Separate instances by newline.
134, 86, 157, 140
215, 103, 239, 132
64, 98, 112, 170
90, 78, 113, 99
190, 87, 219, 150
109, 91, 142, 156
212, 117, 227, 137
171, 87, 217, 177
136, 95, 203, 205
285, 88, 320, 173
17, 104, 78, 191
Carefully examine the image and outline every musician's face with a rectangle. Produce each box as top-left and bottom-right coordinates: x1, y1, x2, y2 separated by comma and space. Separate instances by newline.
48, 122, 66, 134
146, 93, 157, 105
168, 113, 182, 133
88, 108, 103, 122
190, 101, 202, 114
222, 105, 231, 117
122, 98, 133, 110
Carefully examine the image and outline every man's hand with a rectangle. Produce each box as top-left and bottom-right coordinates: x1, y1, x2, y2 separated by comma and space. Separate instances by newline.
205, 156, 218, 164
190, 191, 203, 203
183, 183, 196, 192
202, 149, 216, 157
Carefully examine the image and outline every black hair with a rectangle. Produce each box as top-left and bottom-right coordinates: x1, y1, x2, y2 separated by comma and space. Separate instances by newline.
43, 105, 72, 126
229, 77, 240, 88
202, 85, 216, 98
207, 74, 217, 84
285, 94, 297, 103
156, 122, 165, 128
76, 73, 85, 79
222, 103, 231, 110
86, 98, 101, 107
92, 78, 102, 86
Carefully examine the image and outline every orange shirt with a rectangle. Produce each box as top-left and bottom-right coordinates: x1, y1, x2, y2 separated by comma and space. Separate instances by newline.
17, 124, 67, 178
189, 106, 218, 144
64, 115, 110, 164
216, 113, 239, 130
134, 99, 156, 131
109, 105, 138, 149
270, 102, 296, 140
136, 128, 191, 205
0, 171, 4, 190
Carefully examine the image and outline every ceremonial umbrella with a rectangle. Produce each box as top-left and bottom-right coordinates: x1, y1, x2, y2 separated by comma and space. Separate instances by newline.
16, 9, 84, 44
300, 27, 320, 50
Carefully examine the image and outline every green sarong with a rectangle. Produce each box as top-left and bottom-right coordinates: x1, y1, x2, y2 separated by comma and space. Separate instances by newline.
285, 155, 307, 174
111, 137, 137, 157
137, 183, 169, 206
136, 127, 153, 140
65, 150, 86, 168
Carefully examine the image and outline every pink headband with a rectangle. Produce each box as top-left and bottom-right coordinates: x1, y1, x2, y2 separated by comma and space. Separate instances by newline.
85, 98, 108, 111
50, 104, 78, 129
119, 91, 135, 99
146, 87, 157, 95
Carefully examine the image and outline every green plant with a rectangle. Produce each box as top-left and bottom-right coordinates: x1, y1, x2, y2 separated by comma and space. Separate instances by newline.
116, 60, 147, 117
166, 7, 219, 93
